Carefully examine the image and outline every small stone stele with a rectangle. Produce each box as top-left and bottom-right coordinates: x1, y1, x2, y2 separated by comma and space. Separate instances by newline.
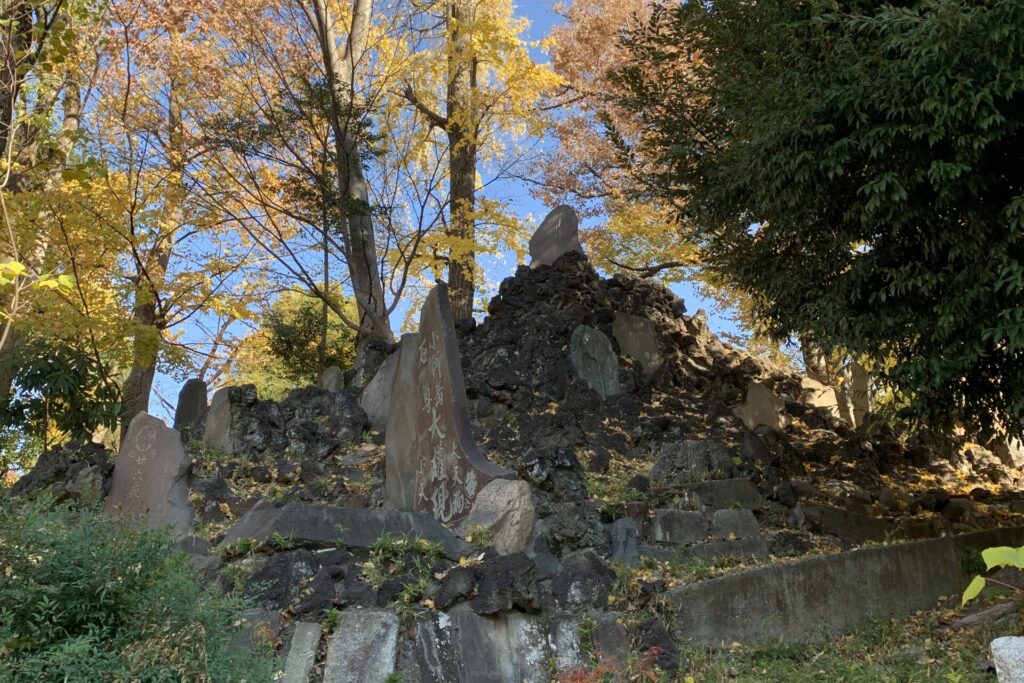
173, 378, 207, 444
104, 412, 193, 534
529, 205, 583, 268
734, 381, 787, 430
612, 312, 663, 377
569, 325, 621, 398
317, 366, 343, 393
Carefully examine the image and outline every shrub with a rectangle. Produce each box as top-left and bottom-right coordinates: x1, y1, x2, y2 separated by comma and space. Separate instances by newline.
0, 497, 274, 682
962, 545, 1024, 607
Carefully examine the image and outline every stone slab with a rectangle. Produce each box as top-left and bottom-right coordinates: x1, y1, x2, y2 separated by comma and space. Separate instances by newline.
323, 608, 399, 683
220, 501, 471, 560
400, 605, 550, 683
652, 509, 708, 544
529, 204, 583, 268
360, 347, 399, 432
281, 622, 321, 683
384, 333, 421, 510
710, 509, 760, 540
104, 412, 193, 534
173, 378, 207, 444
570, 325, 621, 398
668, 526, 1024, 645
680, 478, 763, 511
610, 517, 640, 567
612, 312, 663, 377
204, 387, 235, 454
734, 381, 786, 431
804, 504, 889, 542
318, 366, 343, 393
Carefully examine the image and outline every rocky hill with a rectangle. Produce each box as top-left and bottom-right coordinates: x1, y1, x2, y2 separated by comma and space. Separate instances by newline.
9, 244, 1024, 682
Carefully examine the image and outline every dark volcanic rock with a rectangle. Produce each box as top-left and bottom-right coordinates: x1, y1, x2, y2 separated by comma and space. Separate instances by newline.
12, 441, 113, 503
205, 384, 366, 461
470, 552, 541, 615
637, 616, 681, 674
552, 548, 615, 609
242, 548, 352, 615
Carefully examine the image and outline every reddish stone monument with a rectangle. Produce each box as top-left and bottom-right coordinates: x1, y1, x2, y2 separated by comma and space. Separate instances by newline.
387, 284, 513, 524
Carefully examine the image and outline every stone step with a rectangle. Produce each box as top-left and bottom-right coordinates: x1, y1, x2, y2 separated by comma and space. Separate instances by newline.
281, 622, 321, 683
323, 609, 399, 683
667, 525, 1024, 645
679, 478, 763, 511
650, 508, 761, 544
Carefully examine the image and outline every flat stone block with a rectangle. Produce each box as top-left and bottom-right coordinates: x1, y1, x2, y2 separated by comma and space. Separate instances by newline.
282, 622, 321, 683
323, 608, 399, 683
711, 509, 760, 540
652, 509, 707, 544
681, 478, 763, 511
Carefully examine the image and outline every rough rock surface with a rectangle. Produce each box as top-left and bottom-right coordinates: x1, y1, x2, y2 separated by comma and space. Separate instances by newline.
992, 636, 1024, 683
460, 479, 536, 554
11, 440, 113, 503
104, 413, 193, 534
205, 384, 366, 460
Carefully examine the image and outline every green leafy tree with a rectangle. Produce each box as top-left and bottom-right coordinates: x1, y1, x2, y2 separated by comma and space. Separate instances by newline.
0, 337, 120, 446
611, 0, 1024, 437
229, 289, 358, 400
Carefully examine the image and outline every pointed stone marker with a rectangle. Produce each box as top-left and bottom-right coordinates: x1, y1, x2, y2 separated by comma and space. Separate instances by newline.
361, 348, 399, 432
529, 205, 583, 268
386, 284, 513, 524
173, 378, 207, 444
105, 412, 193, 534
385, 333, 421, 510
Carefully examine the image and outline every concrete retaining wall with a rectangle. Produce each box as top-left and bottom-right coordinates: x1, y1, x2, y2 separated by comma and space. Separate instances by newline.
668, 526, 1024, 644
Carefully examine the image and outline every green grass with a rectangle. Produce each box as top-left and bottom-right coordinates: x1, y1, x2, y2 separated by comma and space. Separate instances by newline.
682, 604, 1013, 682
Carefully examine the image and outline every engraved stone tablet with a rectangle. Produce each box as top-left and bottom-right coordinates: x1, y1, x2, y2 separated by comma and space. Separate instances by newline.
387, 284, 513, 523
105, 412, 193, 534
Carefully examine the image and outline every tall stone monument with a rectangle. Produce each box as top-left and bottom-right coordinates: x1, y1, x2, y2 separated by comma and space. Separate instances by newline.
105, 412, 194, 534
529, 205, 583, 268
385, 285, 513, 523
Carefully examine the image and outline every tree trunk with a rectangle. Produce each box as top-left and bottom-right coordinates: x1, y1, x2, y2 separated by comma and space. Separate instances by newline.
118, 70, 182, 439
800, 337, 833, 385
307, 0, 393, 356
445, 0, 477, 320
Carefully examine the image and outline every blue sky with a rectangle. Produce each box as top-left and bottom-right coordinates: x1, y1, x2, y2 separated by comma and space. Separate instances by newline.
150, 0, 741, 423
